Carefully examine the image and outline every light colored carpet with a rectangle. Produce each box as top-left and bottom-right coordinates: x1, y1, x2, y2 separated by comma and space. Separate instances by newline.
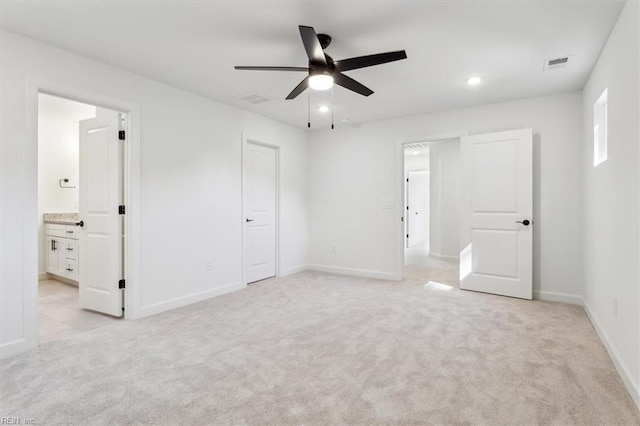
1, 266, 639, 425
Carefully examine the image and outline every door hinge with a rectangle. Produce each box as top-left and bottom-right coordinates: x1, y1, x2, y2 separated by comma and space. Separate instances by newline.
406, 206, 409, 210
406, 234, 409, 238
119, 205, 126, 215
119, 130, 126, 140
406, 178, 409, 182
119, 279, 126, 289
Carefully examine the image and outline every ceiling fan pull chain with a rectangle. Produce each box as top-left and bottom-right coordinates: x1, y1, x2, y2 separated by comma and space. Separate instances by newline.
331, 86, 335, 130
307, 95, 311, 128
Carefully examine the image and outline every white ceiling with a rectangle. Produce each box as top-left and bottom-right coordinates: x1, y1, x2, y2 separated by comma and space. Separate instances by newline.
0, 0, 624, 129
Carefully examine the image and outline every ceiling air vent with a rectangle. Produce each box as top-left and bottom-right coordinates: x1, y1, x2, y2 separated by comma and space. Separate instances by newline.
236, 92, 272, 105
404, 143, 427, 149
545, 56, 570, 71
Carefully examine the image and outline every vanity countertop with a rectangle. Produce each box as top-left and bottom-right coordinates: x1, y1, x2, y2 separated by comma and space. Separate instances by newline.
43, 213, 79, 225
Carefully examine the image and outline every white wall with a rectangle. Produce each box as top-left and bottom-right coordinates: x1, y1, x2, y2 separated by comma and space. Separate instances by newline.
0, 30, 308, 358
429, 141, 460, 259
308, 91, 583, 302
581, 0, 639, 406
37, 94, 96, 275
404, 152, 429, 172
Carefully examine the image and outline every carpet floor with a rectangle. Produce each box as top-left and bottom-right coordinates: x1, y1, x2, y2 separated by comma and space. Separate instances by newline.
1, 265, 639, 425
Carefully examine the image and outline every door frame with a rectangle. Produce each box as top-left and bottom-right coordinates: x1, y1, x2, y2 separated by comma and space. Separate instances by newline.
241, 133, 280, 285
24, 78, 141, 350
395, 131, 468, 280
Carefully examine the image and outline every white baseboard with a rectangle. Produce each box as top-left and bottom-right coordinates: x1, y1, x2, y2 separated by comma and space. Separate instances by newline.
0, 338, 35, 360
139, 281, 245, 318
533, 290, 583, 305
307, 264, 400, 281
583, 299, 640, 410
429, 252, 459, 261
281, 265, 307, 276
38, 272, 50, 280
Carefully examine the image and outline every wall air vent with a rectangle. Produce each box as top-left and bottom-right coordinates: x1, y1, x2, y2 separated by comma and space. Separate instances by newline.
545, 56, 570, 71
236, 92, 272, 105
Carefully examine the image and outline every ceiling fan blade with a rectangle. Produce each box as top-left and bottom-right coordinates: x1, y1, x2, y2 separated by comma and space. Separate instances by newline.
335, 50, 407, 72
286, 76, 310, 100
334, 73, 374, 97
234, 66, 309, 72
299, 25, 327, 66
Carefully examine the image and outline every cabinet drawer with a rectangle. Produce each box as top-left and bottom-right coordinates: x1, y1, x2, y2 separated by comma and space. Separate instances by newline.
64, 259, 78, 280
64, 225, 78, 239
45, 223, 67, 238
65, 240, 77, 260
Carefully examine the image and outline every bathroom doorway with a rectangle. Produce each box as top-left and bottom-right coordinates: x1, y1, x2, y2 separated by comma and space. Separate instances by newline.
37, 93, 124, 343
402, 139, 461, 286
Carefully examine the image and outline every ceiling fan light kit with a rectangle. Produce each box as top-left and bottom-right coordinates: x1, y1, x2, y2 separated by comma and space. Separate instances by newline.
235, 25, 407, 127
308, 72, 333, 91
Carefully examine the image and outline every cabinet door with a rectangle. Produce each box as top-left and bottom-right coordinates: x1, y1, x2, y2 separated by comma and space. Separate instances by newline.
45, 236, 58, 274
55, 240, 67, 277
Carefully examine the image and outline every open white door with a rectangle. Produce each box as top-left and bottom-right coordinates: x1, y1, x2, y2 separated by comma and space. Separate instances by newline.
460, 128, 533, 299
407, 171, 429, 248
243, 142, 277, 284
79, 108, 123, 316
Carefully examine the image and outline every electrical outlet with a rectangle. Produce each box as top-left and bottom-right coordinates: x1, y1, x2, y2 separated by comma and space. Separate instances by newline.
330, 245, 336, 254
612, 297, 618, 317
206, 259, 213, 271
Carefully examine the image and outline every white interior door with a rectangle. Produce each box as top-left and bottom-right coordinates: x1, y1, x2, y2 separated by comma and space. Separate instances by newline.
407, 171, 429, 248
460, 128, 533, 299
243, 142, 277, 284
79, 107, 123, 316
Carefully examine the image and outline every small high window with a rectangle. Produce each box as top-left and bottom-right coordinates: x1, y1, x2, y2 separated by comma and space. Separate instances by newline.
594, 88, 608, 166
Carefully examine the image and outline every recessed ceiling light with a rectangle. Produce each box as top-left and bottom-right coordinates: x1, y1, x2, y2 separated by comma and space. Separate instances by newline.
466, 76, 482, 86
318, 105, 329, 113
341, 117, 349, 122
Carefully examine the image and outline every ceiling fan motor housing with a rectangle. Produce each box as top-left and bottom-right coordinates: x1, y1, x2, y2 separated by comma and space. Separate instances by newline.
317, 33, 332, 49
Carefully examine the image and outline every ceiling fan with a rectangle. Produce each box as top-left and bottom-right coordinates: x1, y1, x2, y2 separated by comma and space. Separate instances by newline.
235, 25, 407, 100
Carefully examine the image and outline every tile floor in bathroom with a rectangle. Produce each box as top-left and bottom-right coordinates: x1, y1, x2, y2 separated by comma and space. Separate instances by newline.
38, 279, 120, 344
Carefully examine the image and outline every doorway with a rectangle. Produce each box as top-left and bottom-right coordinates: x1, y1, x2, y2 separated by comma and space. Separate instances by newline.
37, 93, 124, 343
402, 139, 460, 286
242, 140, 279, 284
404, 144, 430, 262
